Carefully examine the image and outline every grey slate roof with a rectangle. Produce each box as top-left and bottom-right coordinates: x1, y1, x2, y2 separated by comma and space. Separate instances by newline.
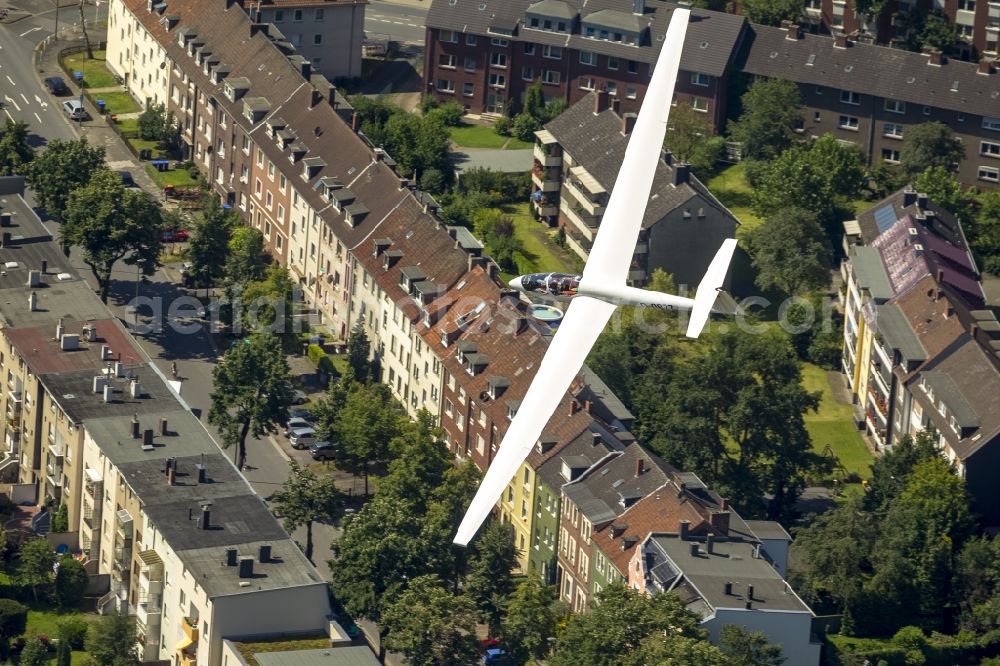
875, 304, 926, 365
740, 24, 1000, 118
855, 187, 968, 248
582, 9, 646, 33
545, 92, 738, 231
536, 424, 622, 494
562, 444, 673, 525
426, 0, 747, 77
919, 370, 980, 430
851, 245, 893, 300
527, 0, 576, 20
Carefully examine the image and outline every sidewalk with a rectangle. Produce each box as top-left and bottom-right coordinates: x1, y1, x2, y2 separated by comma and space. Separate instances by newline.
35, 30, 163, 200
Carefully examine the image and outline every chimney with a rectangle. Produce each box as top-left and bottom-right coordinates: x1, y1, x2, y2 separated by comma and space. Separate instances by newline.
167, 467, 175, 486
159, 416, 168, 436
928, 49, 943, 66
197, 463, 207, 484
238, 556, 254, 577
0, 212, 9, 226
620, 112, 637, 136
632, 0, 644, 15
201, 506, 211, 530
101, 345, 110, 360
143, 428, 154, 446
834, 33, 848, 49
746, 600, 753, 610
26, 270, 41, 287
978, 59, 995, 75
710, 510, 731, 536
679, 519, 690, 541
2, 232, 11, 247
584, 399, 592, 414
903, 188, 918, 207
351, 111, 361, 132
594, 89, 610, 114
115, 361, 124, 377
689, 542, 699, 557
635, 458, 644, 477
399, 178, 409, 191
917, 193, 928, 210
724, 581, 733, 595
102, 384, 114, 403
569, 400, 579, 415
591, 432, 602, 447
56, 317, 65, 340
164, 457, 172, 476
785, 24, 802, 40
747, 584, 755, 601
41, 260, 47, 274
28, 291, 37, 312
610, 97, 620, 115
707, 534, 715, 554
131, 415, 140, 439
129, 379, 142, 399
61, 334, 79, 350
661, 149, 674, 166
258, 544, 271, 562
671, 163, 690, 186
225, 547, 238, 566
93, 376, 107, 394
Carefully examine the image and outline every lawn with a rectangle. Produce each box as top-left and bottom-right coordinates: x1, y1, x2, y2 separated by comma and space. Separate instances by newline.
130, 138, 169, 159
24, 607, 97, 665
450, 123, 533, 150
495, 202, 581, 280
706, 163, 764, 238
60, 49, 118, 89
145, 163, 200, 189
92, 90, 140, 115
801, 362, 873, 479
114, 116, 138, 137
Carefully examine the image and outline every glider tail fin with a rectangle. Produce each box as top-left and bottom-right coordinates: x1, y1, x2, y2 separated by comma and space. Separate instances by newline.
686, 239, 738, 339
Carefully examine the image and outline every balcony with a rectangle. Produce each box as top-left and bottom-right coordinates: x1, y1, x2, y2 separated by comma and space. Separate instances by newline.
563, 177, 606, 216
182, 616, 199, 643
45, 463, 62, 486
531, 193, 558, 217
530, 165, 560, 192
533, 143, 562, 167
5, 430, 18, 455
560, 199, 599, 242
47, 441, 64, 460
82, 504, 100, 531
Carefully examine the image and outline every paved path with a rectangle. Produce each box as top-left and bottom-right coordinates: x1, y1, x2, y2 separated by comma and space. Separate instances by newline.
453, 148, 534, 174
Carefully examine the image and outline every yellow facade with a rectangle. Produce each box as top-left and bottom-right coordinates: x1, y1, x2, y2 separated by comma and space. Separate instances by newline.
500, 461, 537, 572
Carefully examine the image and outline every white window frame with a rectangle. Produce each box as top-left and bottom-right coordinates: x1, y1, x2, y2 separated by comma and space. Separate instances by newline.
579, 51, 597, 66
841, 90, 861, 105
691, 72, 710, 86
884, 98, 906, 114
542, 70, 560, 85
838, 115, 860, 131
981, 141, 1000, 157
979, 165, 1000, 182
542, 45, 562, 60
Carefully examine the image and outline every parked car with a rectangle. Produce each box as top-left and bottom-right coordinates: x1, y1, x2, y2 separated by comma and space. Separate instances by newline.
44, 76, 68, 95
196, 300, 222, 319
119, 171, 141, 190
283, 418, 312, 437
291, 388, 308, 405
162, 228, 190, 243
288, 427, 316, 450
289, 408, 315, 422
482, 648, 511, 665
309, 441, 335, 461
62, 99, 88, 121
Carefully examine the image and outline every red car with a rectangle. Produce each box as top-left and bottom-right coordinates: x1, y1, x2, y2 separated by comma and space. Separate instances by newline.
162, 229, 189, 242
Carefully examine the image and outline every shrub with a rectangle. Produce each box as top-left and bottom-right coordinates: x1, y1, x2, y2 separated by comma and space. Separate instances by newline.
57, 617, 89, 650
427, 102, 465, 127
307, 344, 336, 377
511, 113, 541, 143
0, 599, 28, 658
187, 166, 201, 179
55, 556, 88, 609
493, 116, 512, 137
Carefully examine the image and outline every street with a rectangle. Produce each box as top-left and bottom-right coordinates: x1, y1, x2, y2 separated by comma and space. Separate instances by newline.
365, 0, 427, 45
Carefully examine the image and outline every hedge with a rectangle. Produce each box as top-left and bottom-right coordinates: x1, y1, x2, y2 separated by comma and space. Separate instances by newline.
306, 344, 336, 376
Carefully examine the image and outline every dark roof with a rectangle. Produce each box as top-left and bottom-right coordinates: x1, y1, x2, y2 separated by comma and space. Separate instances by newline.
545, 92, 738, 231
119, 452, 251, 508
536, 425, 619, 493
5, 318, 143, 375
562, 445, 674, 525
740, 24, 1000, 118
38, 365, 171, 424
855, 187, 969, 247
426, 0, 747, 77
875, 304, 926, 365
920, 370, 979, 429
142, 493, 288, 551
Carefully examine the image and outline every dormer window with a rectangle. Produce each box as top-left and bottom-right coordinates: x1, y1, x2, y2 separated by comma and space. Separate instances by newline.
211, 63, 230, 84
288, 141, 307, 163
345, 203, 369, 227
413, 281, 437, 304
177, 28, 197, 48
487, 376, 509, 399
329, 187, 355, 211
223, 77, 250, 102
463, 352, 489, 375
400, 266, 428, 292
161, 15, 180, 30
383, 249, 403, 270
582, 10, 643, 45
373, 238, 392, 257
524, 0, 574, 33
187, 40, 204, 57
243, 97, 271, 124
203, 56, 219, 77
506, 400, 521, 420
537, 434, 557, 455
301, 156, 326, 181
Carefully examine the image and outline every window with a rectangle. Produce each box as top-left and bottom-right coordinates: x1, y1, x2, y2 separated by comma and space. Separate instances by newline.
242, 135, 251, 155
255, 177, 262, 196
627, 60, 638, 74
923, 106, 932, 116
580, 51, 597, 66
983, 117, 1000, 131
957, 112, 966, 122
274, 9, 284, 21
691, 96, 708, 112
440, 29, 458, 43
277, 204, 285, 222
883, 123, 904, 138
438, 53, 456, 69
279, 174, 286, 192
881, 148, 901, 163
267, 160, 275, 180
464, 56, 476, 72
463, 82, 474, 96
542, 45, 562, 59
884, 99, 906, 114
980, 166, 1000, 182
315, 7, 324, 20
981, 141, 1000, 157
625, 86, 637, 99
240, 165, 249, 183
490, 52, 507, 68
489, 73, 506, 88
265, 191, 273, 209
839, 115, 860, 130
522, 66, 534, 81
607, 56, 619, 70
841, 90, 861, 105
691, 72, 710, 86
524, 43, 535, 55
959, 0, 975, 10
436, 79, 455, 93
491, 38, 508, 47
606, 82, 617, 96
579, 76, 595, 90
542, 70, 560, 85
293, 8, 303, 20
466, 34, 477, 46
313, 34, 322, 45
256, 147, 264, 166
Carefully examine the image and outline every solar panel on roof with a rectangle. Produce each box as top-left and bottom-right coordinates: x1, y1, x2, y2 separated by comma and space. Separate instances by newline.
874, 205, 897, 234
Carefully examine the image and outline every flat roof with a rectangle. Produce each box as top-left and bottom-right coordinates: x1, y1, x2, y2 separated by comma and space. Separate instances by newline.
119, 452, 251, 507
852, 246, 893, 300
744, 520, 792, 541
5, 318, 143, 375
39, 365, 172, 424
875, 304, 926, 364
253, 646, 380, 666
83, 407, 217, 465
181, 537, 325, 598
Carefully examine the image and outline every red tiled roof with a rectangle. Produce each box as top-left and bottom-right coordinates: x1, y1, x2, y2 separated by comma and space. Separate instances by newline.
5, 318, 142, 375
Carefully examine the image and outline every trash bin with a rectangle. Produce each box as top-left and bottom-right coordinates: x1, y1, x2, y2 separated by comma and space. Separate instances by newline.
73, 71, 83, 82
96, 99, 105, 114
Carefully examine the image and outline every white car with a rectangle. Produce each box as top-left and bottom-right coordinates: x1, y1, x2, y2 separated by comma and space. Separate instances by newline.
283, 418, 311, 437
289, 427, 317, 450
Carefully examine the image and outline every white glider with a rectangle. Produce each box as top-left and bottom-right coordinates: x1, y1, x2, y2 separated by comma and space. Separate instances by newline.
453, 8, 738, 546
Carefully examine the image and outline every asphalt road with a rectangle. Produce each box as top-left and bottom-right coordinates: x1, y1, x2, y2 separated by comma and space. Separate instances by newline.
365, 0, 427, 45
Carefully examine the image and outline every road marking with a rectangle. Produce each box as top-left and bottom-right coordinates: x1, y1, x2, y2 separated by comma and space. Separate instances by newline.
5, 75, 14, 86
33, 95, 47, 108
20, 93, 29, 105
19, 27, 41, 37
3, 109, 13, 123
3, 95, 20, 112
34, 112, 42, 123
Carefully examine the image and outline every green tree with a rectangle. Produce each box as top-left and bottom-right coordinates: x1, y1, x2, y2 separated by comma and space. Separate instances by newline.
501, 575, 563, 663
137, 102, 167, 140
512, 113, 541, 143
864, 430, 939, 512
85, 611, 138, 666
61, 169, 164, 303
55, 637, 72, 666
920, 12, 959, 52
751, 134, 865, 224
524, 79, 545, 120
188, 195, 238, 288
209, 333, 294, 470
746, 207, 831, 295
19, 636, 49, 666
0, 119, 34, 176
313, 378, 349, 443
239, 264, 299, 350
632, 634, 727, 666
51, 503, 69, 533
912, 166, 975, 223
382, 575, 480, 666
17, 538, 55, 602
851, 0, 890, 19
57, 617, 89, 650
224, 226, 266, 286
55, 555, 88, 609
25, 137, 105, 219
332, 382, 404, 494
465, 518, 519, 635
665, 102, 725, 179
346, 320, 372, 382
727, 78, 802, 161
271, 460, 343, 562
0, 599, 28, 659
551, 583, 709, 666
899, 122, 965, 177
974, 191, 1000, 275
718, 625, 785, 666
739, 0, 804, 25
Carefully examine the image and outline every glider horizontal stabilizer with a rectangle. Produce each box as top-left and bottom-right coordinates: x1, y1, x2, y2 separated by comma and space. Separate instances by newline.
685, 238, 738, 339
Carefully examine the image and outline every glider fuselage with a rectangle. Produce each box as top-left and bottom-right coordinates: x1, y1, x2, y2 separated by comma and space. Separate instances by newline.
510, 273, 695, 310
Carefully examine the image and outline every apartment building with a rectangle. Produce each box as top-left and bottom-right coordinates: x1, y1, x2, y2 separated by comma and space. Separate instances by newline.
798, 0, 999, 61
631, 530, 820, 665
240, 0, 366, 82
423, 0, 747, 130
741, 23, 1000, 189
539, 90, 740, 288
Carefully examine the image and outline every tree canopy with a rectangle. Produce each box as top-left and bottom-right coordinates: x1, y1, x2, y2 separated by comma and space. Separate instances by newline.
0, 119, 34, 176
465, 518, 519, 634
664, 102, 725, 179
501, 575, 564, 663
61, 169, 164, 303
271, 460, 343, 562
17, 538, 55, 602
381, 575, 480, 666
26, 137, 105, 219
188, 194, 238, 288
899, 122, 965, 176
85, 611, 138, 666
746, 207, 832, 295
739, 0, 805, 26
727, 78, 803, 161
330, 381, 404, 495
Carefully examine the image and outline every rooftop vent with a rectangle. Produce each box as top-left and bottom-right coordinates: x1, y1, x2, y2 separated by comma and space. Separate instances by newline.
60, 334, 79, 350
238, 556, 254, 578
